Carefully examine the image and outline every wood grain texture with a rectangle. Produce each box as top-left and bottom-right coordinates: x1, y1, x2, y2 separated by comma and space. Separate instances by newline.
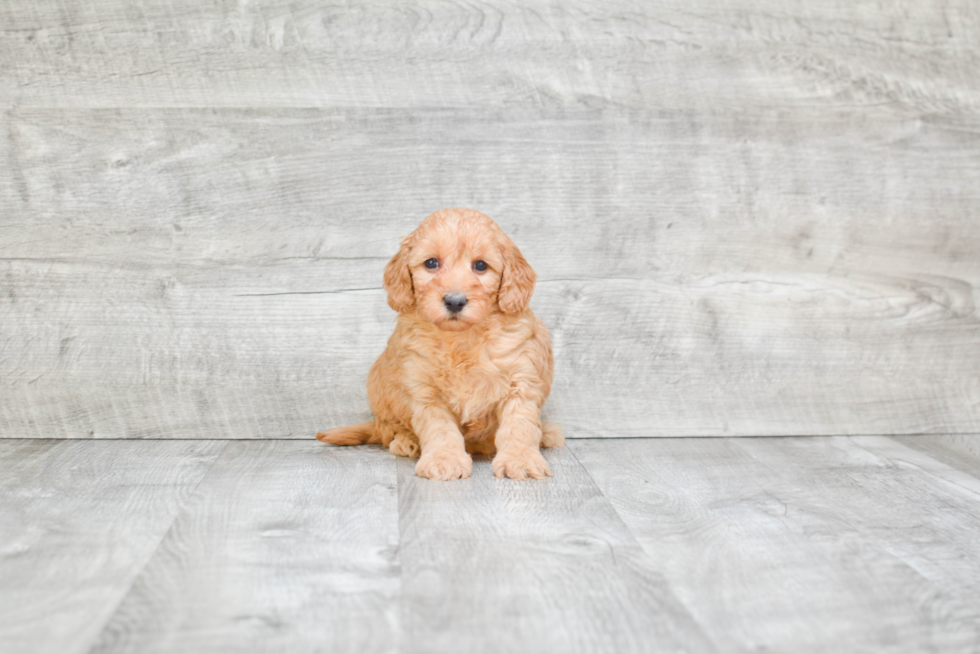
2, 106, 978, 438
5, 107, 980, 271
396, 448, 716, 653
88, 441, 400, 654
1, 1, 977, 111
6, 436, 980, 652
0, 439, 223, 654
570, 436, 980, 653
891, 433, 980, 478
2, 1, 979, 439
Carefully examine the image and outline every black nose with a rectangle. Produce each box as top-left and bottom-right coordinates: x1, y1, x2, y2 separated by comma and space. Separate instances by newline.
443, 293, 467, 314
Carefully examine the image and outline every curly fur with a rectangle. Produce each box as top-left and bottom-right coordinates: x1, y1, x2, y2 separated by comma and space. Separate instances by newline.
317, 208, 563, 480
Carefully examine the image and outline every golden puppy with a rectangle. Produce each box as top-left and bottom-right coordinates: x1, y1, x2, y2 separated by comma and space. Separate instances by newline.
316, 207, 562, 481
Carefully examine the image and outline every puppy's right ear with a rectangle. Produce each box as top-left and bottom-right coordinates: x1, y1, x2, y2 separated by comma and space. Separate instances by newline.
383, 239, 415, 312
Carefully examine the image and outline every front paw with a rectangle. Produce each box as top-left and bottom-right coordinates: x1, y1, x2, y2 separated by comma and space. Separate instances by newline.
492, 448, 552, 480
415, 449, 473, 481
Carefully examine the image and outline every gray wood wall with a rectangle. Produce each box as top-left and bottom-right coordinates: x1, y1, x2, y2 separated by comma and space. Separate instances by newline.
2, 0, 979, 439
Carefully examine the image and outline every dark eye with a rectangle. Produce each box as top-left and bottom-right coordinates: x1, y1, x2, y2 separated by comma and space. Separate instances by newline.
472, 260, 488, 272
424, 258, 439, 270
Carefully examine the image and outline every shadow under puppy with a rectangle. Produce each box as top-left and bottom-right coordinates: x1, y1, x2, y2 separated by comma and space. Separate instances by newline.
317, 207, 563, 481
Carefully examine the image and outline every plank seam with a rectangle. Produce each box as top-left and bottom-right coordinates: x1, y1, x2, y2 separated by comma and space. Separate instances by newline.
81, 440, 232, 654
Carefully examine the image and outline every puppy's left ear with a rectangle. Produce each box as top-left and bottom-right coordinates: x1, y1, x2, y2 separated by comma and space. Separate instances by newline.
383, 239, 415, 312
498, 238, 537, 315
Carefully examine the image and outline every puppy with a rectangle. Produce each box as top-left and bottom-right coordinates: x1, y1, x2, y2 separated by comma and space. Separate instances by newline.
316, 207, 563, 481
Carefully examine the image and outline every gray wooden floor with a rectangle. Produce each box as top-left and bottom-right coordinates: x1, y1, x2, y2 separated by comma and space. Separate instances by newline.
3, 435, 980, 653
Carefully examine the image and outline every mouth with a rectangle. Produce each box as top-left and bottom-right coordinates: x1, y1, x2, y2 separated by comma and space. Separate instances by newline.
437, 313, 472, 331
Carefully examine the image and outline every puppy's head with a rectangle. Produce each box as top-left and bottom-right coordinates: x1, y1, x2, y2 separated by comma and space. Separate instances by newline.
383, 208, 536, 331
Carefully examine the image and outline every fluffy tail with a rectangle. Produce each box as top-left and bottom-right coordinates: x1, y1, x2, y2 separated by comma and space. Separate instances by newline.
541, 422, 564, 448
316, 422, 380, 446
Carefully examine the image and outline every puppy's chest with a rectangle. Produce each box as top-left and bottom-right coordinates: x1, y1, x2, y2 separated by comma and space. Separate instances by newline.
431, 349, 511, 423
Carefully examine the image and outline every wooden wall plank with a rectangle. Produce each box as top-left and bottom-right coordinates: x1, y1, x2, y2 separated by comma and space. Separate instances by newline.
570, 436, 980, 653
1, 1, 977, 111
2, 258, 977, 438
2, 106, 978, 438
0, 439, 224, 654
88, 441, 400, 654
4, 107, 980, 272
395, 448, 716, 653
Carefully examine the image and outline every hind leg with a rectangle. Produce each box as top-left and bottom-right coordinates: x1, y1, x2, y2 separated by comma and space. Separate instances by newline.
375, 414, 420, 458
541, 422, 564, 448
389, 430, 421, 458
367, 358, 422, 458
375, 421, 420, 458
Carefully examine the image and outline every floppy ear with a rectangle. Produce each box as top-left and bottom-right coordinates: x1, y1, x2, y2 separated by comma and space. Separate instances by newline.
383, 240, 415, 312
498, 238, 537, 315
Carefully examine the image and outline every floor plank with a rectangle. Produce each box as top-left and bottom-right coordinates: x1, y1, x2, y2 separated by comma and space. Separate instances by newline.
88, 441, 400, 654
396, 448, 716, 654
890, 434, 980, 479
570, 437, 980, 653
745, 435, 980, 649
0, 439, 224, 654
